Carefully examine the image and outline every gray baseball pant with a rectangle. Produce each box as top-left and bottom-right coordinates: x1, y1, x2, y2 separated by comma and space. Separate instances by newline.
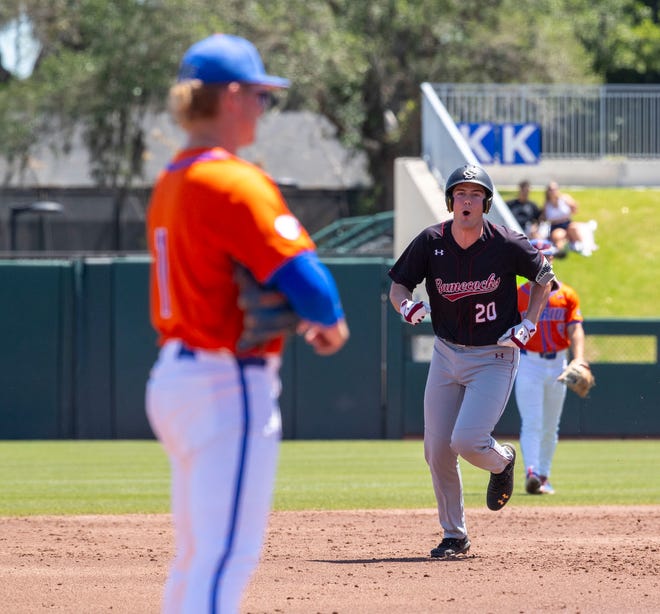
423, 337, 518, 539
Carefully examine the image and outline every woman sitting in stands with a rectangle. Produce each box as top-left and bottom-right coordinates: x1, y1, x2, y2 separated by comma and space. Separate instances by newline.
542, 181, 587, 256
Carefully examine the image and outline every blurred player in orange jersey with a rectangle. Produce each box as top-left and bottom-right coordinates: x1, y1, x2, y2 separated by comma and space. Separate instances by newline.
515, 239, 586, 495
145, 34, 349, 614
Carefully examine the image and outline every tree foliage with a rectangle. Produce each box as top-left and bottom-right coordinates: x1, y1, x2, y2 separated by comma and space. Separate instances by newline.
1, 0, 659, 212
567, 0, 660, 83
1, 0, 207, 187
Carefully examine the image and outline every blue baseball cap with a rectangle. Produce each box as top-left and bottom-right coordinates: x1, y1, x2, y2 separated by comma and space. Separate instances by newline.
530, 238, 557, 257
178, 33, 290, 89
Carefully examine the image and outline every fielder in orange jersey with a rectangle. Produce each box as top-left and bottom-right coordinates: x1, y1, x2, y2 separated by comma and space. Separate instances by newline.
145, 33, 349, 614
515, 238, 585, 495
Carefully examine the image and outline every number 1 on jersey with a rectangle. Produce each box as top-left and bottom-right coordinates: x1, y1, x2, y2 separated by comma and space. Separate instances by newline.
154, 227, 172, 319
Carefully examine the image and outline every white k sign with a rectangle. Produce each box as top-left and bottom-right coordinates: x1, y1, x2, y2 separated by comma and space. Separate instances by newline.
458, 123, 495, 164
501, 124, 540, 164
457, 123, 541, 165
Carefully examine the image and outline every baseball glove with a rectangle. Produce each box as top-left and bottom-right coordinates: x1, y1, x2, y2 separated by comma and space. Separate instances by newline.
557, 360, 596, 398
234, 264, 300, 352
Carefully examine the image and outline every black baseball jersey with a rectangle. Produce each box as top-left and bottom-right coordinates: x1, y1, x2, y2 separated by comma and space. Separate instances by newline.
389, 220, 547, 346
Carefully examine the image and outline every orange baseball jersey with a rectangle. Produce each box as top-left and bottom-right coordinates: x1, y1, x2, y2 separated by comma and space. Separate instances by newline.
518, 280, 583, 353
147, 147, 315, 354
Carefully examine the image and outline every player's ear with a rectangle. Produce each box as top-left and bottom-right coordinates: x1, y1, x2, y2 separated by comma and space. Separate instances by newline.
218, 82, 241, 112
445, 192, 454, 213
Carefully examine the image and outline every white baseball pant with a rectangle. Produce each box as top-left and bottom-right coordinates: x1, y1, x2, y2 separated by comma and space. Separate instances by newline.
515, 349, 568, 478
146, 340, 281, 614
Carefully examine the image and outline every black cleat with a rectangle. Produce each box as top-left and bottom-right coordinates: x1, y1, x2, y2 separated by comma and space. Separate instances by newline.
525, 467, 542, 494
430, 537, 471, 558
487, 443, 516, 511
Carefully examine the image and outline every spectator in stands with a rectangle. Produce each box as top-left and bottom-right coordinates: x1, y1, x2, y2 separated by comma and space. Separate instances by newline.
543, 181, 588, 256
506, 180, 542, 239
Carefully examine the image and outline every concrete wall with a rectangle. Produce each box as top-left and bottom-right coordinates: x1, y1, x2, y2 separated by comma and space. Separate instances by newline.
484, 159, 660, 189
393, 158, 451, 259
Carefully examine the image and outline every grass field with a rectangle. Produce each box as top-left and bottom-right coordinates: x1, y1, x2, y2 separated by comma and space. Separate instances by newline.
1, 189, 658, 519
498, 187, 660, 318
1, 439, 658, 516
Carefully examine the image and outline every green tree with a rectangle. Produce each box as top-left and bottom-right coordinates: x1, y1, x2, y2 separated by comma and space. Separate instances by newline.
567, 0, 660, 83
0, 0, 218, 245
220, 0, 597, 209
284, 0, 596, 209
0, 0, 639, 224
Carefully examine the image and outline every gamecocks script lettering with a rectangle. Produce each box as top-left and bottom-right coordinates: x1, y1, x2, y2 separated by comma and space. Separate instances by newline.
435, 273, 501, 302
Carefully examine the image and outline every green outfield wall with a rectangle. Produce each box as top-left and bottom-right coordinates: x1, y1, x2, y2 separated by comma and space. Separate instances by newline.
0, 258, 657, 439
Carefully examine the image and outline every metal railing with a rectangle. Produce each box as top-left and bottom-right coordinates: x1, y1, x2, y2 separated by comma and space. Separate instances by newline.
430, 83, 660, 159
312, 211, 393, 256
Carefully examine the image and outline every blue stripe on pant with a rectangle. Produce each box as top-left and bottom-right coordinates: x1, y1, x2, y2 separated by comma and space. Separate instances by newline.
210, 361, 251, 613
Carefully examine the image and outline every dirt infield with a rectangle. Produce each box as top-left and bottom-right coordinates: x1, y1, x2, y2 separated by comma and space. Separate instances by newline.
0, 506, 658, 613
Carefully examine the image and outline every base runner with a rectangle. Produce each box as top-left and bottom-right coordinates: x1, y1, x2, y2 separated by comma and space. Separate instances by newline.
388, 164, 555, 558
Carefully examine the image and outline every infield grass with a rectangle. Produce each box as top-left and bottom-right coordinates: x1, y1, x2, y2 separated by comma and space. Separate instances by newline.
0, 439, 658, 516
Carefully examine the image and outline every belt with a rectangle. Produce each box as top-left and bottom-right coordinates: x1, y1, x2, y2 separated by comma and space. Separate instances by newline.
520, 349, 557, 360
177, 343, 266, 367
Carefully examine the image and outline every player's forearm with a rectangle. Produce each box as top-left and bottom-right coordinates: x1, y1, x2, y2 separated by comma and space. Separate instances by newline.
389, 282, 412, 313
568, 322, 586, 362
524, 281, 552, 326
